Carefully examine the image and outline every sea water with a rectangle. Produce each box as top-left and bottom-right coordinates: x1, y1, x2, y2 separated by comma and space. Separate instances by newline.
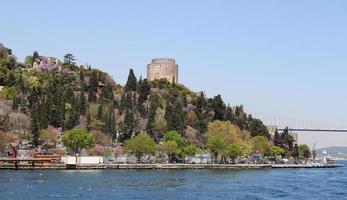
0, 161, 346, 200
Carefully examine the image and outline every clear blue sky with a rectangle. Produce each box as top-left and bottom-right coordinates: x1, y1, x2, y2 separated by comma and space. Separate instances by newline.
1, 0, 347, 148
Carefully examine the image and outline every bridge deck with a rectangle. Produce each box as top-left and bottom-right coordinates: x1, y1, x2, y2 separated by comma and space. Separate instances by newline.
277, 129, 347, 132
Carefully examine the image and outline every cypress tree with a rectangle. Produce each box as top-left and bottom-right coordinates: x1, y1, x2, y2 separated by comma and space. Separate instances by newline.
31, 108, 40, 147
293, 144, 299, 159
100, 83, 114, 103
110, 112, 117, 140
79, 68, 85, 82
97, 104, 104, 120
274, 130, 281, 146
225, 106, 235, 122
137, 76, 143, 93
86, 109, 91, 131
165, 93, 186, 135
66, 96, 80, 129
88, 70, 98, 102
125, 69, 137, 92
46, 78, 64, 127
120, 110, 134, 142
195, 93, 209, 133
32, 51, 39, 66
173, 99, 186, 134
79, 91, 86, 115
7, 71, 16, 86
17, 70, 25, 93
210, 94, 226, 121
103, 106, 117, 140
12, 96, 19, 111
146, 94, 159, 138
138, 78, 150, 104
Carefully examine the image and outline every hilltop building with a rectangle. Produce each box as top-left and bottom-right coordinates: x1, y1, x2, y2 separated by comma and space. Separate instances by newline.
33, 57, 61, 71
147, 58, 178, 83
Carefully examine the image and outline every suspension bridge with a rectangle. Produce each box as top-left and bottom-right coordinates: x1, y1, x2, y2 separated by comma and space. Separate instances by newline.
248, 111, 347, 133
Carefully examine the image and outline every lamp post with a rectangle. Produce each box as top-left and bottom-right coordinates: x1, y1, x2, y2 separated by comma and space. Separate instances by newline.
75, 153, 79, 165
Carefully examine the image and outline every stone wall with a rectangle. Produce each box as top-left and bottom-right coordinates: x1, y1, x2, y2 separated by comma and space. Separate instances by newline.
147, 58, 178, 83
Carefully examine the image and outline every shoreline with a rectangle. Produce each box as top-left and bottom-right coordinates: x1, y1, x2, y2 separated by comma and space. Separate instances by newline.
0, 163, 343, 170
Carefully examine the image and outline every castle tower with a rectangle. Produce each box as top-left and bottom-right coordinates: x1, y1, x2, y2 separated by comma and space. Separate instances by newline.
147, 58, 178, 83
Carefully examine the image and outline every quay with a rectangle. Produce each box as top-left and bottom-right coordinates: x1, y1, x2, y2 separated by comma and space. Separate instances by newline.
0, 159, 343, 170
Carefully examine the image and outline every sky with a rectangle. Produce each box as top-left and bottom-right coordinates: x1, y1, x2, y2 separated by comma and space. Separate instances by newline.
1, 0, 346, 148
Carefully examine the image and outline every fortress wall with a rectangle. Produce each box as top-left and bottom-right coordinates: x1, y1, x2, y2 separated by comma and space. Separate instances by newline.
147, 58, 178, 83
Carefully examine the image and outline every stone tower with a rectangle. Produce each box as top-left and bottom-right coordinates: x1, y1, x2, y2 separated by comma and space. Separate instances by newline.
147, 58, 178, 83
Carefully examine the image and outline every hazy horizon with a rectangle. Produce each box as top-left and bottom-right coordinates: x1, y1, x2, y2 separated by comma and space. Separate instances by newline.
1, 0, 346, 148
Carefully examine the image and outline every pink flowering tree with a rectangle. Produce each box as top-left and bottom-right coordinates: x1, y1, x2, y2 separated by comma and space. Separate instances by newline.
114, 146, 123, 158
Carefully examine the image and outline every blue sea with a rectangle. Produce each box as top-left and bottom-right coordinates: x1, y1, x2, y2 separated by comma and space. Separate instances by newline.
0, 161, 346, 200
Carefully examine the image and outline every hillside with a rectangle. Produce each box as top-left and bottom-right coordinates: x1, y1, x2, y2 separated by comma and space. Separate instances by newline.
0, 43, 302, 161
316, 146, 347, 159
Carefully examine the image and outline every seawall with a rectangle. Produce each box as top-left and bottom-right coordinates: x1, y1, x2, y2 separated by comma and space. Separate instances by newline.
0, 163, 343, 170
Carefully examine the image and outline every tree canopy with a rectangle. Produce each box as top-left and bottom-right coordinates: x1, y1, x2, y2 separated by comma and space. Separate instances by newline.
124, 132, 156, 162
62, 128, 95, 154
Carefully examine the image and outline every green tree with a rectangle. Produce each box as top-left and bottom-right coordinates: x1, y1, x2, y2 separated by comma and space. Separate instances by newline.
32, 51, 40, 65
79, 91, 86, 115
91, 130, 112, 146
97, 104, 104, 120
0, 132, 18, 152
163, 131, 187, 149
62, 128, 95, 154
210, 94, 226, 121
280, 127, 294, 151
103, 107, 117, 140
292, 144, 299, 160
124, 132, 156, 162
46, 77, 64, 127
153, 108, 167, 140
125, 69, 137, 92
247, 116, 270, 138
270, 146, 285, 157
252, 136, 271, 156
7, 71, 16, 86
273, 130, 281, 146
146, 94, 159, 138
165, 93, 186, 135
100, 83, 114, 103
24, 55, 33, 66
184, 144, 203, 157
161, 140, 181, 163
30, 109, 40, 147
226, 143, 243, 164
65, 103, 80, 130
120, 110, 135, 142
299, 144, 311, 162
138, 78, 150, 104
162, 131, 187, 162
39, 128, 58, 149
63, 53, 76, 65
88, 70, 98, 102
207, 135, 226, 163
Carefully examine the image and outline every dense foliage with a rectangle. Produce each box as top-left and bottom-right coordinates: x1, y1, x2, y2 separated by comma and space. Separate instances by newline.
0, 43, 305, 162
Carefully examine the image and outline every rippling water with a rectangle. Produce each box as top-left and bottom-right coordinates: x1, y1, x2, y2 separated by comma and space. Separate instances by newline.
0, 161, 346, 200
